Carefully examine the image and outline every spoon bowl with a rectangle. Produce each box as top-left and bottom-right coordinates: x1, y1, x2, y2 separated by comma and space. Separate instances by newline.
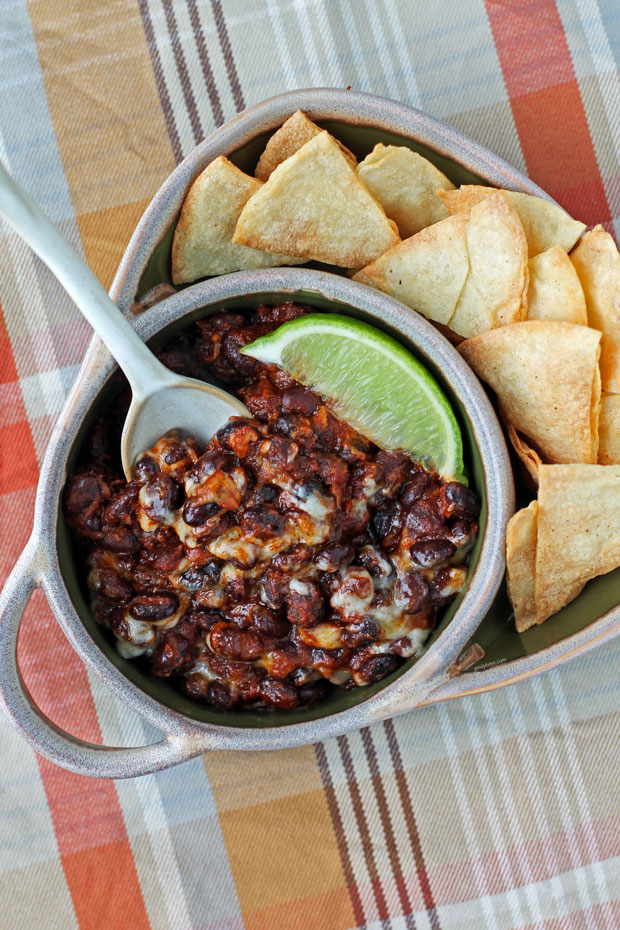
0, 163, 247, 477
121, 378, 249, 477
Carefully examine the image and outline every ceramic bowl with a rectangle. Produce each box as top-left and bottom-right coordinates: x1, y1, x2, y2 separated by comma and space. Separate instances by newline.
113, 89, 620, 712
0, 267, 512, 777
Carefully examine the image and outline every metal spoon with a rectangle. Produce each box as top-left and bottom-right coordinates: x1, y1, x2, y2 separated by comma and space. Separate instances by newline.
0, 163, 249, 477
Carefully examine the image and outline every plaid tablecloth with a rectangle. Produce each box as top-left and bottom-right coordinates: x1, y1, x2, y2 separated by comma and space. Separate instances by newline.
2, 2, 620, 928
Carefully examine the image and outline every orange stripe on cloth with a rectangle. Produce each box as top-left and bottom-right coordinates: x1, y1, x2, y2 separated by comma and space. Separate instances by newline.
216, 788, 354, 929
17, 593, 150, 930
27, 0, 175, 287
485, 0, 611, 226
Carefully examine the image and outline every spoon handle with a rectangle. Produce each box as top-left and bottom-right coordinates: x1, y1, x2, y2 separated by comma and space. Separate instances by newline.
0, 162, 172, 397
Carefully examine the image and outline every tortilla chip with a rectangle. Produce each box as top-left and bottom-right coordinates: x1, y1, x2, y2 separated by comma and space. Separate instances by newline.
171, 156, 303, 284
527, 246, 587, 325
356, 143, 454, 238
459, 321, 601, 464
354, 194, 527, 336
506, 423, 543, 484
254, 110, 356, 181
353, 213, 469, 324
506, 501, 539, 632
570, 226, 620, 393
447, 193, 528, 338
234, 132, 399, 268
439, 185, 585, 256
598, 394, 620, 464
535, 464, 620, 623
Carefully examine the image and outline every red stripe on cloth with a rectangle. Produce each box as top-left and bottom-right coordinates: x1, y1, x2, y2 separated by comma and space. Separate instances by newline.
0, 421, 40, 494
1, 296, 148, 929
18, 598, 150, 929
485, 0, 611, 225
0, 301, 39, 492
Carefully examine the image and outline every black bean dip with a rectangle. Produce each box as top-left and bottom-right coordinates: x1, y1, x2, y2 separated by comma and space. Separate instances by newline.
64, 303, 479, 711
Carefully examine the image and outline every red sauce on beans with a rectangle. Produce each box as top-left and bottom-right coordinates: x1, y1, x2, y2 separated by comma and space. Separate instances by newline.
64, 304, 479, 711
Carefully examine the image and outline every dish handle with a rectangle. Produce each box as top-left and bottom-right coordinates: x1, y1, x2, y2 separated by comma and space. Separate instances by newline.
0, 540, 208, 779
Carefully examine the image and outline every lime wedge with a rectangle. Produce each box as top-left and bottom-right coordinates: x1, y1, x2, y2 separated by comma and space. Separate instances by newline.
241, 313, 464, 481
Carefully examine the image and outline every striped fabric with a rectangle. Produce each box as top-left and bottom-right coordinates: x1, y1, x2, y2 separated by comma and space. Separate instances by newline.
2, 1, 620, 927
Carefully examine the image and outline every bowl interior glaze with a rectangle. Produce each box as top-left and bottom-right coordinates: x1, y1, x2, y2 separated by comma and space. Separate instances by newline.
125, 114, 620, 679
58, 289, 487, 728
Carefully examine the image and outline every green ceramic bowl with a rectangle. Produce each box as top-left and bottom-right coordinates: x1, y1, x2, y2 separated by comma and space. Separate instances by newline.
112, 89, 620, 703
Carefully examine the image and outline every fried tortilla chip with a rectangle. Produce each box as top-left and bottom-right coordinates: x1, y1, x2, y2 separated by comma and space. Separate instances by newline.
459, 321, 601, 464
535, 464, 620, 623
354, 194, 527, 336
527, 246, 587, 324
353, 214, 469, 324
439, 185, 585, 256
356, 143, 454, 238
598, 394, 620, 464
506, 500, 539, 632
506, 423, 543, 484
570, 226, 620, 393
254, 110, 356, 181
171, 156, 303, 283
447, 193, 528, 338
234, 131, 399, 268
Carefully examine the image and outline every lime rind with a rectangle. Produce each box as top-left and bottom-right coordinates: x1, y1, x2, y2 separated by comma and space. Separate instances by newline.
241, 313, 464, 481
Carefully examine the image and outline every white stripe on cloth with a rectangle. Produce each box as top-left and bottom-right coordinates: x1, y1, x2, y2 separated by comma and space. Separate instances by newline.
320, 734, 377, 926
87, 669, 194, 930
145, 0, 197, 157
434, 854, 620, 930
476, 692, 548, 919
505, 684, 574, 912
345, 728, 407, 922
338, 0, 373, 90
311, 0, 347, 87
266, 0, 297, 87
383, 0, 422, 107
361, 0, 403, 99
459, 697, 531, 927
530, 675, 604, 921
294, 0, 332, 86
548, 671, 616, 929
436, 702, 498, 926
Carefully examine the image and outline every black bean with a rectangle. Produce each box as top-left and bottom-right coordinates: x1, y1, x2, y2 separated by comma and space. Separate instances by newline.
313, 542, 354, 572
439, 482, 480, 519
397, 571, 430, 613
129, 594, 178, 621
98, 568, 132, 601
272, 544, 313, 573
342, 617, 380, 648
133, 456, 160, 483
410, 538, 456, 568
178, 560, 222, 590
142, 475, 183, 520
183, 500, 219, 526
207, 680, 236, 710
399, 472, 431, 507
253, 483, 280, 505
239, 507, 286, 537
298, 680, 329, 705
251, 607, 291, 639
282, 387, 320, 416
258, 678, 300, 709
357, 654, 399, 683
100, 527, 141, 554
